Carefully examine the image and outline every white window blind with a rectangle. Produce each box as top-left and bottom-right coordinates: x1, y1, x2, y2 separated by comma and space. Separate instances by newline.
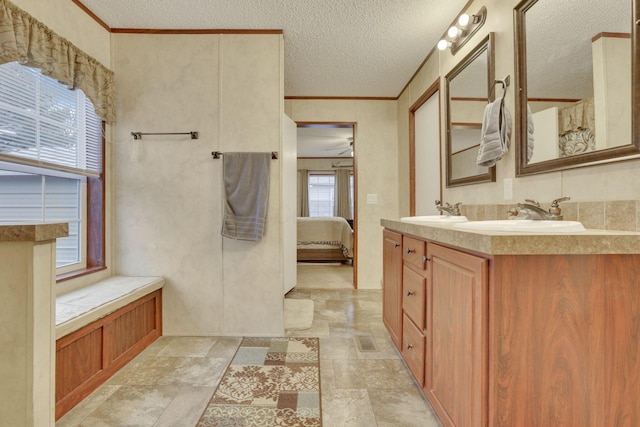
308, 173, 335, 217
0, 62, 102, 176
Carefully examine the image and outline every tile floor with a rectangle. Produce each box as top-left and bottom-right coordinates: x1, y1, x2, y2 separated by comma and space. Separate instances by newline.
56, 264, 441, 426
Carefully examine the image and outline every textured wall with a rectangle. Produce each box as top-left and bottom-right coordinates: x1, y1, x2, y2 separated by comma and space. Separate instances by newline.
286, 99, 399, 289
112, 33, 284, 336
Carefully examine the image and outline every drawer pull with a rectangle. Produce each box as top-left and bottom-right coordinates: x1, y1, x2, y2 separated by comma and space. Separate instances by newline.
406, 343, 413, 350
406, 248, 416, 254
406, 291, 415, 296
423, 256, 431, 262
394, 242, 400, 248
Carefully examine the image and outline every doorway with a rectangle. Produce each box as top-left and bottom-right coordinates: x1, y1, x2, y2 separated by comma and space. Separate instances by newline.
295, 122, 356, 289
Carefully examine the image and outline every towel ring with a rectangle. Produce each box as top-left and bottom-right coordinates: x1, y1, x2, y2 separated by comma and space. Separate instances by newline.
489, 75, 510, 101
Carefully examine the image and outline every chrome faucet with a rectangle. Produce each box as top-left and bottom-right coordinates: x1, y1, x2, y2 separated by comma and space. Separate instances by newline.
508, 197, 570, 220
435, 200, 462, 216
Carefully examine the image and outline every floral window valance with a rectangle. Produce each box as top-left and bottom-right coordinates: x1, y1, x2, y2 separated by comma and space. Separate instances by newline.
0, 0, 116, 122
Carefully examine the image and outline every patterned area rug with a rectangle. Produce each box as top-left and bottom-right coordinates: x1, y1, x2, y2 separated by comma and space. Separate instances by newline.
197, 337, 321, 427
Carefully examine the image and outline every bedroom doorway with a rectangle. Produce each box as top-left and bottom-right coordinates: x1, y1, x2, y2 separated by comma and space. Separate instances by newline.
296, 122, 356, 289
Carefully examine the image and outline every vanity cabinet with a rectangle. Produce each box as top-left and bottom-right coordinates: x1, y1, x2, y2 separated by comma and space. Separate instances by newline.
426, 243, 487, 427
382, 223, 640, 427
401, 236, 428, 386
382, 230, 402, 349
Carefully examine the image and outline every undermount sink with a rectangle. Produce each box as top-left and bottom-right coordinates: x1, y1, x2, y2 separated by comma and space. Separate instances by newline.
453, 220, 586, 233
400, 215, 468, 223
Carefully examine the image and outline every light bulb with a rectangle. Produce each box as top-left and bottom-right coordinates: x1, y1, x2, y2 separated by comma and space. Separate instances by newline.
437, 39, 449, 51
448, 26, 460, 39
458, 13, 470, 27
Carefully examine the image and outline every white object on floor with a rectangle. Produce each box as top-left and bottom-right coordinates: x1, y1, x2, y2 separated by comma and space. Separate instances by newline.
284, 298, 314, 330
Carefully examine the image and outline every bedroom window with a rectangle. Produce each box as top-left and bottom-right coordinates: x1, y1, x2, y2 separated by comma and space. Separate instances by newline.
0, 62, 103, 275
308, 173, 335, 217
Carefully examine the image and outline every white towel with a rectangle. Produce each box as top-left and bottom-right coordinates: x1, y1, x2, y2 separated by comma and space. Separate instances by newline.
221, 152, 271, 241
476, 97, 511, 167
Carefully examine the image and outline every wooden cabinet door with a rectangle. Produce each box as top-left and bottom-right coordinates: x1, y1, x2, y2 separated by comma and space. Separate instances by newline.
425, 243, 488, 427
382, 230, 403, 349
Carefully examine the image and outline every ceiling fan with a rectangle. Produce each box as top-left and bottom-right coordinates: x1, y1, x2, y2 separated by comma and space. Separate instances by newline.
323, 137, 354, 156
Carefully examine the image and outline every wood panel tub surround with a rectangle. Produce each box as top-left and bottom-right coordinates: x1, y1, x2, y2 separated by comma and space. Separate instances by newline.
55, 289, 162, 420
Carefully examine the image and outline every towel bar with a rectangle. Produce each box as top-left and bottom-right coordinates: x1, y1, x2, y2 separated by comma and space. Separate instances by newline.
131, 131, 198, 140
212, 151, 278, 159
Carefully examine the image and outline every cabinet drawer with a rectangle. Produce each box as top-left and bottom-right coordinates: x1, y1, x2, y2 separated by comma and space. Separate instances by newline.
403, 265, 426, 329
402, 313, 425, 386
403, 236, 426, 270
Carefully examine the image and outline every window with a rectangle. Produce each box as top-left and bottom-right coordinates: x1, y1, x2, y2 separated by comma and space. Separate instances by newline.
0, 62, 103, 274
0, 166, 84, 269
308, 173, 335, 217
349, 172, 354, 219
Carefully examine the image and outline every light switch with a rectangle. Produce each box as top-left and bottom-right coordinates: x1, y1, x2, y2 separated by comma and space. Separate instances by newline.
366, 194, 378, 204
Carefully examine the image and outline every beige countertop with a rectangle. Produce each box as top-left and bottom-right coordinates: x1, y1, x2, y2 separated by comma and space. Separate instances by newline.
0, 223, 69, 242
381, 219, 640, 255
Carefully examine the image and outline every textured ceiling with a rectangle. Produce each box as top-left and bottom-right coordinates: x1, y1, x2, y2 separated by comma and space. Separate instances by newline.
297, 126, 354, 158
78, 0, 468, 98
526, 0, 630, 99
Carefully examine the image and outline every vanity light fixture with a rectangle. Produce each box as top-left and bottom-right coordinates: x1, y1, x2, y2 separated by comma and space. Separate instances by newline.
437, 39, 452, 51
448, 26, 462, 39
437, 6, 487, 54
458, 13, 471, 28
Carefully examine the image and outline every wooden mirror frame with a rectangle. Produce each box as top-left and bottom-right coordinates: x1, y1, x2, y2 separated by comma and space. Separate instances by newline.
445, 32, 496, 187
514, 0, 640, 176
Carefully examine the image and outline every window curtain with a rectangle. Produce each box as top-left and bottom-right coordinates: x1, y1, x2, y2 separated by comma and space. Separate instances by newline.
298, 169, 309, 217
335, 169, 352, 219
0, 0, 116, 122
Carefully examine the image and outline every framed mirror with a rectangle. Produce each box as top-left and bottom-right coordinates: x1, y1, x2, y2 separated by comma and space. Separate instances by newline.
445, 33, 496, 187
515, 0, 639, 176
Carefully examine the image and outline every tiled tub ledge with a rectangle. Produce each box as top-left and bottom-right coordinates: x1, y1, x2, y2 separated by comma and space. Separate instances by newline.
55, 276, 164, 420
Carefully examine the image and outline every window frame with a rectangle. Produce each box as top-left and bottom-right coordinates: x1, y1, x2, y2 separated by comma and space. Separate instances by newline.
0, 61, 106, 281
57, 125, 106, 282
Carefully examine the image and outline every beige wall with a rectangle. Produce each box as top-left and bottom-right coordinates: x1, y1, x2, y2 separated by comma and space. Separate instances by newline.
400, 0, 640, 210
286, 100, 398, 289
16, 0, 640, 334
112, 33, 284, 336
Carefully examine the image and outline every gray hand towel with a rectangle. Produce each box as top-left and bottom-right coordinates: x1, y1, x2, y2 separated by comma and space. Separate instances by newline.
527, 104, 535, 162
477, 97, 512, 167
222, 152, 271, 241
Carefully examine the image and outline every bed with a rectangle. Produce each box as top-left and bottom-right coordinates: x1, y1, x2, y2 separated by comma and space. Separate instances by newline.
297, 217, 354, 262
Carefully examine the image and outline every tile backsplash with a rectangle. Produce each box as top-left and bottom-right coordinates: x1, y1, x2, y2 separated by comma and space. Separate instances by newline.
459, 201, 640, 232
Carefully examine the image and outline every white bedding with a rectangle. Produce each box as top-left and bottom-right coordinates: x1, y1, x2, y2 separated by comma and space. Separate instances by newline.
297, 216, 353, 258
